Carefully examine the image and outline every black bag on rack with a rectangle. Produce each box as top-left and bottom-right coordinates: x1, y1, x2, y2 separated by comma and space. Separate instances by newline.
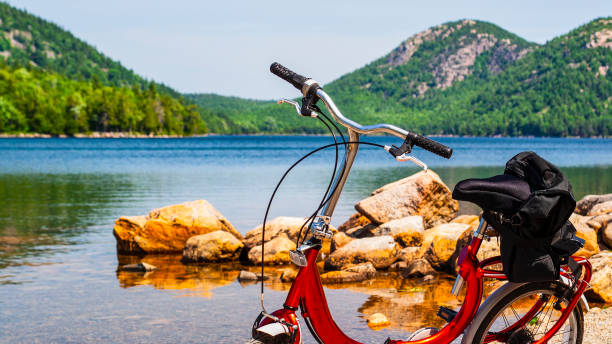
455, 151, 584, 283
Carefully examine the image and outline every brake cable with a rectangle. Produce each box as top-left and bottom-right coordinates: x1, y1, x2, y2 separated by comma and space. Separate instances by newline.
258, 139, 386, 312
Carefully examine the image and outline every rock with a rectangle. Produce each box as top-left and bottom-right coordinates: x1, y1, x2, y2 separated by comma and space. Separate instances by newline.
331, 232, 354, 252
338, 213, 372, 232
247, 234, 296, 265
398, 246, 421, 263
324, 236, 399, 270
422, 223, 470, 271
113, 200, 240, 254
422, 274, 435, 283
374, 216, 424, 247
181, 231, 244, 263
320, 262, 377, 283
602, 223, 612, 249
451, 214, 480, 226
367, 313, 390, 328
243, 216, 306, 249
476, 238, 501, 261
355, 170, 458, 228
238, 270, 257, 281
243, 216, 337, 249
401, 258, 436, 278
237, 270, 269, 281
585, 251, 612, 303
118, 262, 157, 272
279, 268, 298, 282
570, 213, 600, 258
575, 194, 612, 215
345, 223, 377, 238
389, 261, 408, 270
588, 200, 612, 216
586, 214, 612, 231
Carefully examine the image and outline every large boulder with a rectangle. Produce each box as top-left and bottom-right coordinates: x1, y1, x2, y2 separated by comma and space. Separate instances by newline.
182, 231, 244, 263
247, 234, 296, 265
569, 213, 600, 258
355, 171, 458, 228
575, 194, 612, 215
320, 262, 377, 283
585, 251, 612, 303
374, 216, 424, 247
325, 236, 399, 270
243, 216, 336, 249
421, 223, 470, 271
113, 200, 240, 254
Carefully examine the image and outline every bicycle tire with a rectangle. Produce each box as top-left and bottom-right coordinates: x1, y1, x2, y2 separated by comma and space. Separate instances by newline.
471, 281, 583, 344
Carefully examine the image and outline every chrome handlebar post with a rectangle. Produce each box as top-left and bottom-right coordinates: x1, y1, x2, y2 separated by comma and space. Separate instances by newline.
314, 88, 412, 220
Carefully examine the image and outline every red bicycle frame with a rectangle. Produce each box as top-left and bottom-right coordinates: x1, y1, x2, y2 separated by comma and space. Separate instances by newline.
256, 218, 592, 344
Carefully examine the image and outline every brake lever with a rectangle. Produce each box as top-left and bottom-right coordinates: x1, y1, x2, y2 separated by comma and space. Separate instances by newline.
277, 99, 317, 118
383, 145, 428, 171
396, 154, 428, 171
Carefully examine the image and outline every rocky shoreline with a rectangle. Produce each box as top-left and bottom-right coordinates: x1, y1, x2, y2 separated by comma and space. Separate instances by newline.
113, 169, 612, 326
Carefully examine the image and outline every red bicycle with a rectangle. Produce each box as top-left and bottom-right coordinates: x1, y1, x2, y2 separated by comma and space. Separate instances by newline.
247, 63, 591, 344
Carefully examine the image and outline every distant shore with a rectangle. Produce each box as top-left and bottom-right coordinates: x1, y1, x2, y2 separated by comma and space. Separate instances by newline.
0, 132, 610, 139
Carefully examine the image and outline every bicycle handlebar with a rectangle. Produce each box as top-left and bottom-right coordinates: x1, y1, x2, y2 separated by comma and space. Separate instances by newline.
270, 62, 309, 93
270, 62, 453, 159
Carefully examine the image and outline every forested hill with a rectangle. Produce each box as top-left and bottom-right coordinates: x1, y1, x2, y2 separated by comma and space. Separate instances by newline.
191, 18, 612, 137
0, 3, 177, 95
0, 2, 209, 135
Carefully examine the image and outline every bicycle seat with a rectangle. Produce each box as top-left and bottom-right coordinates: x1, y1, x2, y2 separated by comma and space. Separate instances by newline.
452, 174, 531, 215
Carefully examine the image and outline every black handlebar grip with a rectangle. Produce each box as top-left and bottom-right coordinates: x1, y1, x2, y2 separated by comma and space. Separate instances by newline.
270, 62, 309, 91
406, 132, 453, 159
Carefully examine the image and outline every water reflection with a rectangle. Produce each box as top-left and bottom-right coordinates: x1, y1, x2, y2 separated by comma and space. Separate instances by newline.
115, 255, 505, 333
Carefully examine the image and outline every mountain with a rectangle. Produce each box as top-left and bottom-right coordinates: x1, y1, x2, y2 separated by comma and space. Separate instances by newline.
191, 18, 612, 137
0, 2, 212, 136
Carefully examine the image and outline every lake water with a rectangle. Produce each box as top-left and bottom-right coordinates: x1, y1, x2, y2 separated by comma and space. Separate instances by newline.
0, 136, 611, 343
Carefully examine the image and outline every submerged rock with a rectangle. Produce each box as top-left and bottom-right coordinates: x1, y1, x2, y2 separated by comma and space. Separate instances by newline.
324, 236, 399, 270
367, 313, 390, 328
355, 170, 458, 228
182, 231, 244, 263
401, 258, 435, 278
320, 262, 376, 283
118, 262, 157, 272
113, 200, 240, 254
237, 270, 269, 282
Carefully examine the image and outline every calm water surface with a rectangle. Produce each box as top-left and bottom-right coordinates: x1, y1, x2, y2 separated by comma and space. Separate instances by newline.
0, 136, 611, 343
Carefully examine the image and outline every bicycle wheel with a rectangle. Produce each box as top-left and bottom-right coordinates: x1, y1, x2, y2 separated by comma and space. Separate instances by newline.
471, 281, 583, 344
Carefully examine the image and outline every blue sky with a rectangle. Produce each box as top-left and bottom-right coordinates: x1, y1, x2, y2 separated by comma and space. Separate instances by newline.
5, 0, 612, 99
